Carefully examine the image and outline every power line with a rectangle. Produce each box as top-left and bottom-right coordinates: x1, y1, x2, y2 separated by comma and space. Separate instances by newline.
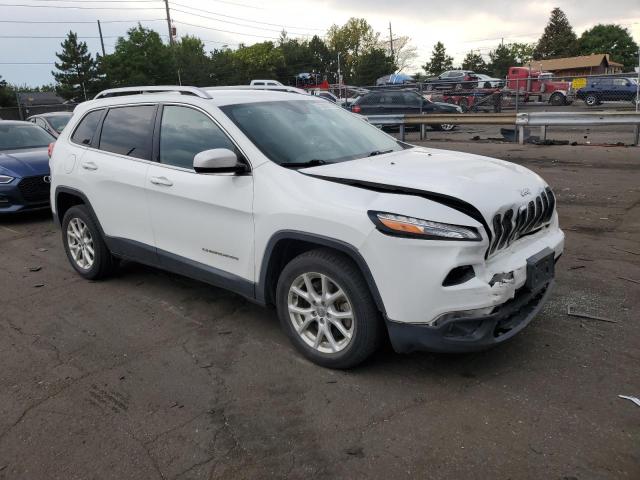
172, 19, 280, 40
170, 1, 323, 31
0, 2, 164, 9
173, 0, 262, 10
0, 34, 122, 38
172, 8, 313, 35
0, 18, 166, 23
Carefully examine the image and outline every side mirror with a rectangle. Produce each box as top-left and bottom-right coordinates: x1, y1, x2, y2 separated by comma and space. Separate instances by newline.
193, 148, 248, 174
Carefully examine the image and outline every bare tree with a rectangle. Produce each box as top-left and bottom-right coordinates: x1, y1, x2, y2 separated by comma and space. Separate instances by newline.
379, 35, 418, 72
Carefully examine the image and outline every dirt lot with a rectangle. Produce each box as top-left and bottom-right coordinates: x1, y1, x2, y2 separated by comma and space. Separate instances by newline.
1, 143, 639, 480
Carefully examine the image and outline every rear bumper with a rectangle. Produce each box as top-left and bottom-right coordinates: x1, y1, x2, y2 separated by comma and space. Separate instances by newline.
387, 280, 554, 354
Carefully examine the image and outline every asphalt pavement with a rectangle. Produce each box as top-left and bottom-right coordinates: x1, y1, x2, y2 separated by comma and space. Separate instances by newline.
0, 142, 639, 480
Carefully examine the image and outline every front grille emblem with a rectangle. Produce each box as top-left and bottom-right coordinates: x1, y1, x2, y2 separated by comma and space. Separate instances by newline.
520, 187, 531, 197
43, 175, 51, 184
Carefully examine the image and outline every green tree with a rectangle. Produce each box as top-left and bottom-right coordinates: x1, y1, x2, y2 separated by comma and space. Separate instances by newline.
353, 48, 396, 85
0, 75, 17, 107
488, 43, 518, 78
101, 24, 176, 87
461, 51, 487, 73
533, 8, 578, 59
52, 31, 97, 101
579, 24, 639, 71
172, 35, 210, 86
326, 18, 379, 82
509, 42, 536, 65
423, 42, 453, 76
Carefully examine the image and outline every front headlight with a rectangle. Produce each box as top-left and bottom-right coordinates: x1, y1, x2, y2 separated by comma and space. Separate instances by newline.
0, 175, 15, 184
369, 211, 481, 241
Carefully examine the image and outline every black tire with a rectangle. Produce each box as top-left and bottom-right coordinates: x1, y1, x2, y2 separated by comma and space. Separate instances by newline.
61, 205, 118, 280
584, 94, 598, 107
276, 248, 382, 369
549, 93, 565, 106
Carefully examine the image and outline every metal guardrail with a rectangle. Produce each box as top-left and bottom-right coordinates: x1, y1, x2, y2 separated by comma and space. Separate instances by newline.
366, 111, 640, 146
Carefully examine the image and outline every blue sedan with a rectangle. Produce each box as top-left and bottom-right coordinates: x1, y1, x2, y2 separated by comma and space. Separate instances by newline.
0, 121, 56, 214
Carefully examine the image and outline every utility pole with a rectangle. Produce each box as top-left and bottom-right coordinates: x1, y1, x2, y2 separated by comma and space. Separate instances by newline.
388, 22, 394, 59
164, 0, 174, 46
97, 20, 106, 56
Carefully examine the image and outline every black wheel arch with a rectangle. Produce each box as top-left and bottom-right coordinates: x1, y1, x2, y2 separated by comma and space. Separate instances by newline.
257, 231, 386, 315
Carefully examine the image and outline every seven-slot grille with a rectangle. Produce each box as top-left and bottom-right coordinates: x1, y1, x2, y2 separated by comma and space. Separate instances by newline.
18, 176, 50, 203
488, 187, 556, 256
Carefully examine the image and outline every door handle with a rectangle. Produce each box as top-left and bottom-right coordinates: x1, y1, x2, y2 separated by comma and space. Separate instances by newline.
81, 161, 98, 171
150, 176, 173, 186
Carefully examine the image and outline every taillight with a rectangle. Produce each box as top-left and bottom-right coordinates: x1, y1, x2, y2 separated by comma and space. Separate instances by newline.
48, 142, 55, 158
351, 104, 361, 113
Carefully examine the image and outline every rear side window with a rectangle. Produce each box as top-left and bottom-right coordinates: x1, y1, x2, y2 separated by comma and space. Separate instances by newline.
71, 109, 103, 146
159, 105, 235, 169
99, 105, 156, 160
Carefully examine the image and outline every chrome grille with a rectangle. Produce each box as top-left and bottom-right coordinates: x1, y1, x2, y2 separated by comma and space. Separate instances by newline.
488, 187, 556, 256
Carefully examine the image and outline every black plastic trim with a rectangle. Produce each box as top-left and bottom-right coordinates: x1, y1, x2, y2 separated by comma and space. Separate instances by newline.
257, 230, 386, 314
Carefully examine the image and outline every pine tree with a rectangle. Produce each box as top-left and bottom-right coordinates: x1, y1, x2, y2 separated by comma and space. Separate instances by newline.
423, 42, 453, 76
461, 51, 487, 73
53, 31, 97, 101
488, 44, 518, 78
533, 8, 578, 59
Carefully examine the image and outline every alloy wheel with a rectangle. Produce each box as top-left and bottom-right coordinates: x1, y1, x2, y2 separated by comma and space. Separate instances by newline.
67, 217, 95, 270
287, 272, 354, 354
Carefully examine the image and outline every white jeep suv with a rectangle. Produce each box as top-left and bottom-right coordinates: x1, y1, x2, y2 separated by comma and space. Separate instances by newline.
50, 86, 564, 368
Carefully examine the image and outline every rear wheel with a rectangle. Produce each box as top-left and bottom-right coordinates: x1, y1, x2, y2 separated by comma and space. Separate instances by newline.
584, 94, 599, 106
62, 205, 118, 280
432, 124, 456, 131
276, 249, 382, 369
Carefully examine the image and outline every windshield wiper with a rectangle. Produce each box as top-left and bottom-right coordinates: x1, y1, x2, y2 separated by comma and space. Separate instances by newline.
368, 149, 394, 157
281, 159, 332, 169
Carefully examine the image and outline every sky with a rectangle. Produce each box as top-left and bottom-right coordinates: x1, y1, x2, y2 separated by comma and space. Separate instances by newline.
1, 0, 639, 87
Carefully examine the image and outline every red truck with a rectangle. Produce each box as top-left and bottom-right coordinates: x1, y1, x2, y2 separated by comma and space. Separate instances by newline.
505, 66, 574, 106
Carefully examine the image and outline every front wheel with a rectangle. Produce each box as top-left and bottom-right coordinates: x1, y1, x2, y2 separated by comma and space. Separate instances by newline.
276, 249, 382, 369
549, 93, 565, 106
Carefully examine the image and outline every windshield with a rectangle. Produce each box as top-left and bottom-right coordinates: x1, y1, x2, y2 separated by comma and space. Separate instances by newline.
220, 99, 406, 166
0, 124, 55, 150
47, 114, 71, 132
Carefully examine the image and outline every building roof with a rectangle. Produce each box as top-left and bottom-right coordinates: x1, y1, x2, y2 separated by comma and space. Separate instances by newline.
532, 54, 624, 71
16, 92, 65, 106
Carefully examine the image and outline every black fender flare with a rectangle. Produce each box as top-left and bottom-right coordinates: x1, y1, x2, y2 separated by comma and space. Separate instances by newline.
256, 230, 387, 315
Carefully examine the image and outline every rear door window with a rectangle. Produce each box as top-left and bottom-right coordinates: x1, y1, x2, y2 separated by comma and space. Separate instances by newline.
71, 109, 103, 146
99, 105, 156, 160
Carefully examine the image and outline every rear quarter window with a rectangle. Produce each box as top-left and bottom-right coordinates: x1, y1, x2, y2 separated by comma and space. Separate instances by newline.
71, 109, 104, 146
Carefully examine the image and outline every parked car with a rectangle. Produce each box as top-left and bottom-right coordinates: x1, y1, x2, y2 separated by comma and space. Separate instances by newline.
576, 77, 639, 106
50, 85, 563, 368
312, 90, 338, 103
475, 74, 505, 89
250, 79, 284, 87
0, 120, 55, 213
425, 70, 479, 91
27, 111, 73, 138
350, 89, 462, 130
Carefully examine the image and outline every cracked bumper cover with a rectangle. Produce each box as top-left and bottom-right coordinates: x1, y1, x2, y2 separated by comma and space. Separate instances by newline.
386, 280, 554, 354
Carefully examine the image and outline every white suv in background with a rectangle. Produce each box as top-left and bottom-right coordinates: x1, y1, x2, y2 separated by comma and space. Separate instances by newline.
50, 86, 564, 368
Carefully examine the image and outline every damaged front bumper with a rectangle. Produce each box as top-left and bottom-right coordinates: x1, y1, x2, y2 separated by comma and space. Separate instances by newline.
386, 280, 554, 354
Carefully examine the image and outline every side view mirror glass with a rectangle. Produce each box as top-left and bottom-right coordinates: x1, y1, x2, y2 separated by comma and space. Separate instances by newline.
193, 148, 247, 174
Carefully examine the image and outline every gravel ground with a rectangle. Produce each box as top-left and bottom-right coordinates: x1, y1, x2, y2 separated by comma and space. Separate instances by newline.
0, 143, 639, 480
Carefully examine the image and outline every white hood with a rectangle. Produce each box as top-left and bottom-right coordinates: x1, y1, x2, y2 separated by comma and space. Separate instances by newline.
300, 147, 549, 224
